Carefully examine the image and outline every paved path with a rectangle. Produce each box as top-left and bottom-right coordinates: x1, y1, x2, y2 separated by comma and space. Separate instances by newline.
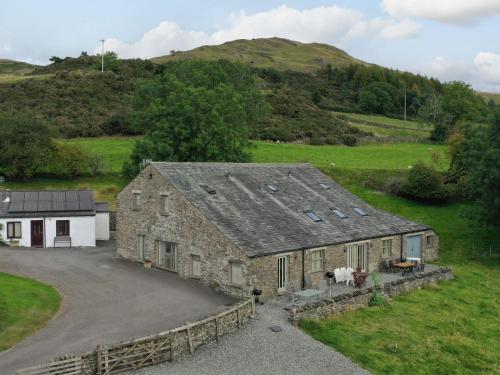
124, 302, 370, 375
0, 242, 233, 374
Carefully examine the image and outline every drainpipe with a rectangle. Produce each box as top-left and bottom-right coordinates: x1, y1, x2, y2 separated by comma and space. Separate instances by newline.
302, 249, 305, 289
43, 217, 46, 248
400, 234, 404, 261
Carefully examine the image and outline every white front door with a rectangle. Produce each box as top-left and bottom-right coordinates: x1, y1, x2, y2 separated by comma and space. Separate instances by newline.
277, 255, 289, 292
347, 243, 367, 271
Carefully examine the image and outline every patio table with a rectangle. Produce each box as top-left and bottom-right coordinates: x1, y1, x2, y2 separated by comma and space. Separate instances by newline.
294, 288, 322, 298
394, 261, 416, 275
406, 257, 421, 263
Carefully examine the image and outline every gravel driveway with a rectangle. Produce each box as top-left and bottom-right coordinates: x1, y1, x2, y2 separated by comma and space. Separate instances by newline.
0, 241, 233, 374
124, 302, 370, 375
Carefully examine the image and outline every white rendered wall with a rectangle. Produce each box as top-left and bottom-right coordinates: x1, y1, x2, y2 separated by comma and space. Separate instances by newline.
0, 218, 32, 247
95, 212, 110, 240
0, 216, 96, 247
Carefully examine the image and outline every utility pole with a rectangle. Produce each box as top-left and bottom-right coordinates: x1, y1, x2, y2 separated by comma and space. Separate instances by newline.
100, 39, 105, 72
404, 88, 407, 121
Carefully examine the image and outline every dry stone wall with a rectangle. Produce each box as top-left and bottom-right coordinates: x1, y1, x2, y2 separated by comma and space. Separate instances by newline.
290, 267, 453, 324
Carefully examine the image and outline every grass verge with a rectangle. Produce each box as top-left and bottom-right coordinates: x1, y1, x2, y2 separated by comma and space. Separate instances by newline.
0, 272, 61, 352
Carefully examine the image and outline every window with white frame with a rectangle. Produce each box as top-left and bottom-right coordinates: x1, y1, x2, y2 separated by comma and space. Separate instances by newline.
426, 235, 434, 248
7, 222, 21, 239
137, 235, 146, 260
133, 192, 141, 209
311, 249, 324, 272
161, 194, 169, 214
230, 262, 242, 286
191, 254, 201, 278
382, 239, 393, 258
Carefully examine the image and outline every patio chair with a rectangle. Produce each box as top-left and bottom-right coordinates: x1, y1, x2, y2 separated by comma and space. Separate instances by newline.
380, 260, 391, 273
418, 263, 426, 273
334, 268, 344, 283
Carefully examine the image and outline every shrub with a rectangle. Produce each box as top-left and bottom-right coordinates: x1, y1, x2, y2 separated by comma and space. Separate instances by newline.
369, 291, 386, 307
341, 134, 357, 147
41, 141, 101, 177
401, 161, 450, 202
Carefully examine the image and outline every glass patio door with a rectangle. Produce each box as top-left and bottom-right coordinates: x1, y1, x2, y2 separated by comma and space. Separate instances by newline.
277, 255, 289, 292
157, 241, 177, 271
346, 243, 367, 271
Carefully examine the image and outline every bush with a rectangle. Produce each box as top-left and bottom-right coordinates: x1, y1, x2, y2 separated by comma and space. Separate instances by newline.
369, 291, 386, 307
40, 141, 101, 177
340, 134, 357, 147
401, 161, 450, 202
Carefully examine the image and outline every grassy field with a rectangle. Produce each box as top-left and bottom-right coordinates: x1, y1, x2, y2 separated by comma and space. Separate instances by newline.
0, 74, 52, 84
0, 272, 61, 352
300, 174, 500, 374
0, 137, 447, 208
334, 112, 433, 139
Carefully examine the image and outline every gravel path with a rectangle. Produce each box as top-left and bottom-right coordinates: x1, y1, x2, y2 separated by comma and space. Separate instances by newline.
124, 302, 370, 375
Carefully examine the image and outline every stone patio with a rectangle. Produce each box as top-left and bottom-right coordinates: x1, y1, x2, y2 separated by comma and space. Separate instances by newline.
279, 264, 441, 308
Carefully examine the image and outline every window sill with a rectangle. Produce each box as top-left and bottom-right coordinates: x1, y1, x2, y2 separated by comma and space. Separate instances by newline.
133, 208, 141, 211
311, 269, 324, 274
190, 275, 201, 280
228, 283, 243, 289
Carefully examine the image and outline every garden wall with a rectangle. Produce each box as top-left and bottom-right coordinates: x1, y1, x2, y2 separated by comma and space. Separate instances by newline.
290, 267, 453, 324
16, 296, 255, 375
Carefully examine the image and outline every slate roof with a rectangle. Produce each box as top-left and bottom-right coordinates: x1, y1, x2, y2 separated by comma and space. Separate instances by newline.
95, 202, 109, 212
151, 162, 429, 258
0, 190, 96, 218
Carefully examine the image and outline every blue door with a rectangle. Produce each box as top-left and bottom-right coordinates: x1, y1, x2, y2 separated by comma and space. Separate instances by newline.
407, 235, 421, 258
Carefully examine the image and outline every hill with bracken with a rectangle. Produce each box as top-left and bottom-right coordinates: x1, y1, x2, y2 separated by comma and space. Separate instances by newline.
151, 37, 367, 72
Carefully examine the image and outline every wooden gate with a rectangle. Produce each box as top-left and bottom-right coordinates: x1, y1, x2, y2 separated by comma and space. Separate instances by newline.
96, 333, 172, 374
16, 356, 83, 375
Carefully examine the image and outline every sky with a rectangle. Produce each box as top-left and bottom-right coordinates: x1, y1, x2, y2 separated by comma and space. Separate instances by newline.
1, 0, 500, 92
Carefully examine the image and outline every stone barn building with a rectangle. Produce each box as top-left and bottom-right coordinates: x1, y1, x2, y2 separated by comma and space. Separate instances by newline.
116, 163, 438, 299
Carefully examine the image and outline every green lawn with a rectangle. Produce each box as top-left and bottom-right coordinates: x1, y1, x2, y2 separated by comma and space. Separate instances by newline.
300, 177, 500, 374
0, 272, 61, 351
65, 136, 141, 174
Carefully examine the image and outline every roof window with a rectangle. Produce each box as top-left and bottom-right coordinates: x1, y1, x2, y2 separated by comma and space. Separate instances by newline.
265, 184, 279, 193
353, 207, 368, 216
304, 210, 322, 222
331, 208, 347, 218
200, 185, 216, 195
319, 183, 331, 190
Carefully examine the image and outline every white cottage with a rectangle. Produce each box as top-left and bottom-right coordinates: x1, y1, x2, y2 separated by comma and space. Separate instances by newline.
0, 190, 109, 247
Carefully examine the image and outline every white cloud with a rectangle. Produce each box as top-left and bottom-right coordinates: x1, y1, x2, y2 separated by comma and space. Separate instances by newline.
97, 5, 420, 59
423, 52, 500, 92
381, 0, 500, 24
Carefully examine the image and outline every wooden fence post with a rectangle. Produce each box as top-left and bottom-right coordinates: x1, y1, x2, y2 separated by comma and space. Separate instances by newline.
236, 307, 241, 329
187, 327, 194, 355
215, 317, 219, 343
96, 345, 102, 375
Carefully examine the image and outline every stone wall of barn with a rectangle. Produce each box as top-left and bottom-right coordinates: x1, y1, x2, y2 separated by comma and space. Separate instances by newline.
116, 164, 252, 299
250, 230, 438, 299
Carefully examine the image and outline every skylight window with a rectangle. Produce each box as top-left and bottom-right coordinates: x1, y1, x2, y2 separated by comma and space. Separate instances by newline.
265, 184, 279, 193
319, 183, 331, 190
353, 207, 368, 216
304, 210, 322, 222
200, 185, 216, 195
331, 208, 347, 219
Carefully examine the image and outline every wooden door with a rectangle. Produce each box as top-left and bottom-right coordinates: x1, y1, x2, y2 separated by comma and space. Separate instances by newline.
31, 220, 44, 247
407, 235, 422, 258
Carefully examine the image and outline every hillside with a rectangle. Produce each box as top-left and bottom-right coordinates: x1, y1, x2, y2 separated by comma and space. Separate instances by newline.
0, 59, 39, 75
152, 37, 366, 72
478, 91, 500, 105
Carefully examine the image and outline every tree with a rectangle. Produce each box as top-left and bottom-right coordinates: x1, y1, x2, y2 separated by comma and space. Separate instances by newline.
0, 115, 54, 179
93, 52, 122, 73
401, 161, 450, 202
448, 109, 500, 225
123, 69, 266, 176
